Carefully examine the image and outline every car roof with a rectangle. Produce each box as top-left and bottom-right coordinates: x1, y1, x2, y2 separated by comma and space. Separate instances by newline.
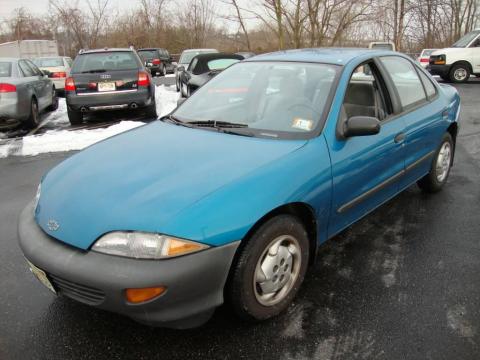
182, 48, 218, 53
244, 48, 396, 66
80, 48, 134, 54
138, 48, 166, 51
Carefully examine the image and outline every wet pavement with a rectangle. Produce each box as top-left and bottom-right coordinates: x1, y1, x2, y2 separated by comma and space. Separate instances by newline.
0, 79, 479, 359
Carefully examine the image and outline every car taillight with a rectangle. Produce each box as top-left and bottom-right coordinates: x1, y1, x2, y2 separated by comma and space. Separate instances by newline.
138, 71, 150, 86
0, 83, 16, 93
65, 77, 76, 91
152, 58, 161, 65
51, 72, 67, 78
420, 58, 429, 63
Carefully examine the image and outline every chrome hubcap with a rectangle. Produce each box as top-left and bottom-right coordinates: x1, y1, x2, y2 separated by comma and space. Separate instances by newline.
454, 68, 467, 81
436, 142, 451, 182
254, 235, 301, 306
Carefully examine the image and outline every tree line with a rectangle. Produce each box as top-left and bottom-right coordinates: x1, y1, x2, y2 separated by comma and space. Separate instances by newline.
0, 0, 478, 57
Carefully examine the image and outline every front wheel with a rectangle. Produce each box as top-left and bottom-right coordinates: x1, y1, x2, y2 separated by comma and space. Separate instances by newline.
449, 63, 470, 83
227, 215, 309, 321
417, 132, 454, 193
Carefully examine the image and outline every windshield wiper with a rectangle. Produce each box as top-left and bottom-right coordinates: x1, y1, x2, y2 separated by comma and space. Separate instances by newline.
81, 69, 107, 74
162, 115, 194, 128
187, 120, 248, 128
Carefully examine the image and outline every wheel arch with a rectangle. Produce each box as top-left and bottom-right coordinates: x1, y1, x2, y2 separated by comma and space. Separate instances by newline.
450, 60, 473, 74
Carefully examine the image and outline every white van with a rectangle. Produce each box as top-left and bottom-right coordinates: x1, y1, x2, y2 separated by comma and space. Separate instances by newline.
428, 29, 480, 83
368, 42, 396, 51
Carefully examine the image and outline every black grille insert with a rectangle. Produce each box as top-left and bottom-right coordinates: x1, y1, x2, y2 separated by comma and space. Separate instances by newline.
49, 274, 105, 305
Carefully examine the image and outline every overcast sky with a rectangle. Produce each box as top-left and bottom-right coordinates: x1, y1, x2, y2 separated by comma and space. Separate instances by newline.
0, 0, 260, 29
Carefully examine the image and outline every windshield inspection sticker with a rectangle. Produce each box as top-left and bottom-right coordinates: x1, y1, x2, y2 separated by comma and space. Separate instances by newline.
292, 118, 313, 131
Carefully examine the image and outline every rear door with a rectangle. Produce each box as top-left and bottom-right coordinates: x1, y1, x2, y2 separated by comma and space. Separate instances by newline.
378, 56, 445, 190
327, 60, 407, 237
72, 51, 140, 95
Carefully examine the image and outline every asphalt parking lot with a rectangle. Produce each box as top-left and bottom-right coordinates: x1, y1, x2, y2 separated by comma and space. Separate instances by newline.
0, 78, 479, 359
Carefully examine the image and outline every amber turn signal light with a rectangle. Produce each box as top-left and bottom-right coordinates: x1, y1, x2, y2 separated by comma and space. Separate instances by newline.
125, 286, 166, 304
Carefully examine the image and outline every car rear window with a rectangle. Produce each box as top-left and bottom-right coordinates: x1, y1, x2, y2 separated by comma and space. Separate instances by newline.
33, 58, 63, 67
72, 52, 140, 73
207, 59, 240, 71
138, 50, 158, 60
0, 62, 12, 77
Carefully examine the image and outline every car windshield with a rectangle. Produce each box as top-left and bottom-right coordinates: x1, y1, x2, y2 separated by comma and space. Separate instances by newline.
180, 51, 216, 64
421, 49, 436, 57
0, 62, 12, 77
452, 31, 480, 47
33, 58, 63, 67
138, 50, 157, 60
71, 52, 139, 73
172, 61, 339, 139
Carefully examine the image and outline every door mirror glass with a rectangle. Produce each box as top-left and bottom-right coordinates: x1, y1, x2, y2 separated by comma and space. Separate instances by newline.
177, 66, 185, 72
344, 116, 380, 137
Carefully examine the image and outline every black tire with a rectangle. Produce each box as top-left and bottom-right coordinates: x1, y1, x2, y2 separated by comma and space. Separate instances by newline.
161, 65, 166, 77
449, 63, 470, 83
145, 101, 157, 119
440, 75, 450, 83
175, 76, 180, 92
47, 88, 58, 111
67, 108, 83, 126
417, 132, 454, 193
227, 215, 310, 322
25, 98, 39, 129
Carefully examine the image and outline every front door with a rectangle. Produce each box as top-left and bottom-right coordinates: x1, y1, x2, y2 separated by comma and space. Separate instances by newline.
326, 60, 407, 237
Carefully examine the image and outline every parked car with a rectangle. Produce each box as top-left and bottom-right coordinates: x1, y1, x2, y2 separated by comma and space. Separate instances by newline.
137, 48, 174, 77
19, 48, 460, 329
236, 51, 256, 59
33, 56, 73, 93
0, 58, 58, 129
175, 48, 218, 92
369, 41, 396, 51
65, 48, 157, 125
178, 53, 243, 97
416, 49, 438, 68
428, 29, 480, 83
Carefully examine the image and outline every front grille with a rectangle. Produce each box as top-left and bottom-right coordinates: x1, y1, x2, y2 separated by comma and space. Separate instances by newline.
49, 274, 106, 305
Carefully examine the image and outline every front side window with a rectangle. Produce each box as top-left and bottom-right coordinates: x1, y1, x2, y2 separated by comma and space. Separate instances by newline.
72, 52, 140, 73
173, 61, 339, 139
380, 56, 426, 109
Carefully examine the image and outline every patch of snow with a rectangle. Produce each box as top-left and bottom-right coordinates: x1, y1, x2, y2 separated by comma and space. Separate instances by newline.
0, 84, 180, 158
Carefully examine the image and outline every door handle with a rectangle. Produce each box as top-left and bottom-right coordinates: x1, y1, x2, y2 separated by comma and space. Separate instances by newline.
394, 132, 406, 143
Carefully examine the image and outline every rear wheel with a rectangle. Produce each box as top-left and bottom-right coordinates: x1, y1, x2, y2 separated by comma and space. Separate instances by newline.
161, 65, 166, 77
227, 215, 309, 321
67, 108, 83, 126
47, 88, 58, 111
25, 98, 39, 129
449, 63, 470, 83
145, 101, 157, 119
417, 132, 454, 193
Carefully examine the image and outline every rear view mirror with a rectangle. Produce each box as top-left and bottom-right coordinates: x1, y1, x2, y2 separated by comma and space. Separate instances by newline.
344, 116, 380, 137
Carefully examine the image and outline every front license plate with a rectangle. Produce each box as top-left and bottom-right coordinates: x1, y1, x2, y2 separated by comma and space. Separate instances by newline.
27, 260, 56, 294
98, 82, 116, 92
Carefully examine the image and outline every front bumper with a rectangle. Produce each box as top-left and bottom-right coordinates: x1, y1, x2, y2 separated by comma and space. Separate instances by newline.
18, 202, 239, 328
427, 64, 451, 78
66, 88, 153, 112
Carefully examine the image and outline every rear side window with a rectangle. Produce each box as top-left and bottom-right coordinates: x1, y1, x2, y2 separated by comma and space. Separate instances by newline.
72, 52, 140, 73
0, 62, 12, 77
417, 70, 437, 99
380, 56, 426, 109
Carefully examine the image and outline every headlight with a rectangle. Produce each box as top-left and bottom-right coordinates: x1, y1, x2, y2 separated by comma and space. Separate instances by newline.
433, 54, 446, 65
91, 232, 209, 259
33, 183, 41, 214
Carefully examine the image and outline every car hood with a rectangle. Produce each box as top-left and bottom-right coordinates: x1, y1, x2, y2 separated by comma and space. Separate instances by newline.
35, 121, 306, 250
431, 47, 467, 56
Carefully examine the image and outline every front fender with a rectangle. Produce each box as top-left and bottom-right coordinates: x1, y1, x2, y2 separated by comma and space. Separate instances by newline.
161, 136, 333, 247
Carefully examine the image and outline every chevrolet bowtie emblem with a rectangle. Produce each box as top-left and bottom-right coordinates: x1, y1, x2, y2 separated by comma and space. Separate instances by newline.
47, 219, 60, 231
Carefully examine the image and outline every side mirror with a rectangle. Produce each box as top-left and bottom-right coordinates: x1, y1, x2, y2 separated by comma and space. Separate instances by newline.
177, 98, 186, 107
344, 116, 380, 137
177, 66, 185, 72
42, 70, 51, 77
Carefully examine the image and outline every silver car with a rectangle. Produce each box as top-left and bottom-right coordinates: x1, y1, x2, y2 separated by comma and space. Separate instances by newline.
0, 58, 58, 129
